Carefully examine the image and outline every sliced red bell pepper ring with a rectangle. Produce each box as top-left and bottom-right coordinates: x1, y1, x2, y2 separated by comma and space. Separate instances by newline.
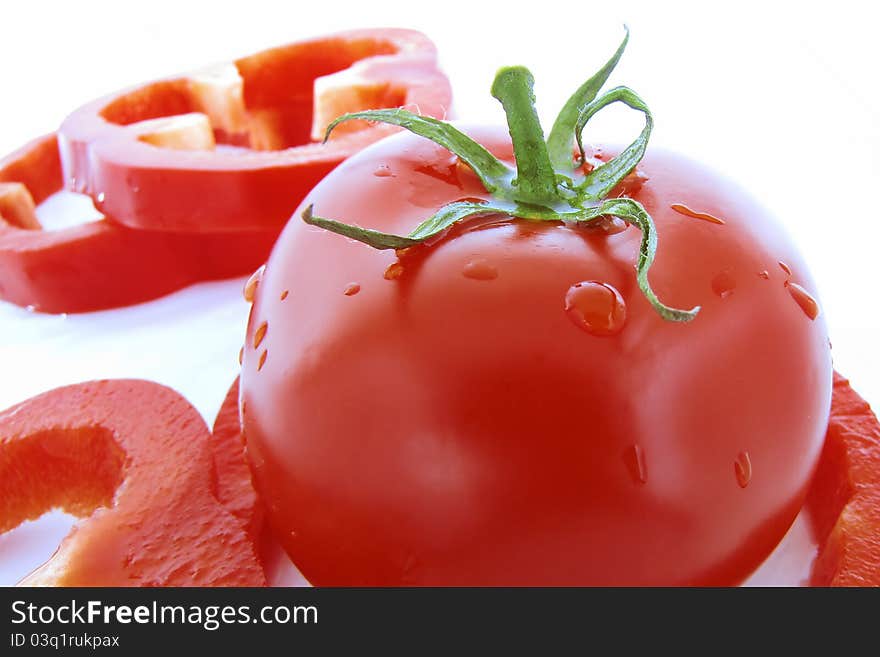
59, 28, 452, 233
0, 379, 266, 586
0, 134, 280, 313
808, 372, 880, 585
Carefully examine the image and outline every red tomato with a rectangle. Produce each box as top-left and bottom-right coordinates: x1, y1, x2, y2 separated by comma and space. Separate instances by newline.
240, 126, 832, 585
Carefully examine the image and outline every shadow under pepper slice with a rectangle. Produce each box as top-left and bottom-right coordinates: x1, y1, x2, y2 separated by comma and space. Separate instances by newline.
211, 376, 264, 543
59, 28, 452, 233
0, 134, 280, 313
0, 379, 265, 586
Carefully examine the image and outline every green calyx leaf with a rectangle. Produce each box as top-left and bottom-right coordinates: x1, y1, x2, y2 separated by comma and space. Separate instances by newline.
310, 28, 700, 323
302, 204, 422, 250
324, 110, 515, 198
547, 27, 630, 172
591, 198, 699, 322
303, 201, 498, 250
575, 85, 653, 201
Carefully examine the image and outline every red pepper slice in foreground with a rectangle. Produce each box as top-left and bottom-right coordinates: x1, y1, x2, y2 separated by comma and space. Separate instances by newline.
0, 379, 265, 586
808, 372, 880, 586
211, 376, 263, 542
59, 28, 451, 233
0, 134, 279, 313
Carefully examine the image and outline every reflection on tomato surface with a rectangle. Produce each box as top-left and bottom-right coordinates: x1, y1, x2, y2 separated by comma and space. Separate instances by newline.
241, 127, 831, 585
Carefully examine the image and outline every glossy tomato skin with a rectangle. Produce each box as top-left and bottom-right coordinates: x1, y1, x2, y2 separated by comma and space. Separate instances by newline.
240, 126, 832, 585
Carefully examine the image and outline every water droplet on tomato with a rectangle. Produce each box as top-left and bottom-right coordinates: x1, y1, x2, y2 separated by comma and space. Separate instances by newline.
735, 451, 752, 488
455, 195, 491, 207
253, 321, 268, 349
415, 158, 463, 187
384, 262, 404, 280
257, 350, 267, 371
344, 282, 361, 296
243, 265, 265, 303
758, 270, 770, 280
670, 203, 725, 225
462, 258, 498, 280
787, 283, 820, 320
623, 444, 648, 484
96, 192, 106, 204
778, 261, 792, 276
280, 290, 289, 301
564, 281, 627, 336
373, 165, 393, 178
711, 271, 736, 299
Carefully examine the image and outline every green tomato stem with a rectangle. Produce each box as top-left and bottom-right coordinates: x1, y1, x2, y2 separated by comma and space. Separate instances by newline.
490, 67, 559, 207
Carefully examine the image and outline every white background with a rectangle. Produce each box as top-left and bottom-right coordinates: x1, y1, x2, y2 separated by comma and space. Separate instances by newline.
0, 0, 877, 584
